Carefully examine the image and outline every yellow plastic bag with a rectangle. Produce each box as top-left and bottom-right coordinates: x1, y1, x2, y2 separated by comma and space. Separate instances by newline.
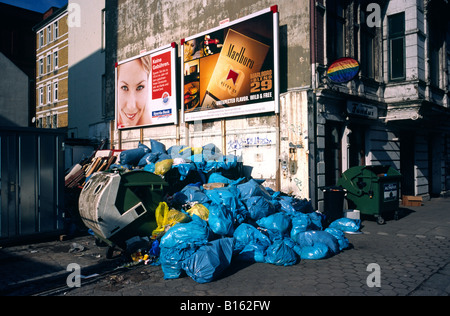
186, 203, 209, 221
154, 159, 173, 175
152, 202, 190, 237
191, 147, 203, 155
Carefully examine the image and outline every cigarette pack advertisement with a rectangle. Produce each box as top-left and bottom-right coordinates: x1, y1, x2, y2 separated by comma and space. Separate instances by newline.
182, 7, 279, 122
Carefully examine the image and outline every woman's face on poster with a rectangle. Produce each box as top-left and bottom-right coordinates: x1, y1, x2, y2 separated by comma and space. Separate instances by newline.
118, 59, 149, 127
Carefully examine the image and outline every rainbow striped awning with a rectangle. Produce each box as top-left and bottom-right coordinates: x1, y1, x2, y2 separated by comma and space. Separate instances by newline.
327, 57, 360, 83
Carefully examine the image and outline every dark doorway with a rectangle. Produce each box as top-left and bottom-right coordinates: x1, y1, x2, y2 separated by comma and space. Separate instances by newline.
400, 131, 415, 196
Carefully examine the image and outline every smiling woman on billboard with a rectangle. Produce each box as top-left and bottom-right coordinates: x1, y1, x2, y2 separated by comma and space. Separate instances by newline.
116, 56, 152, 128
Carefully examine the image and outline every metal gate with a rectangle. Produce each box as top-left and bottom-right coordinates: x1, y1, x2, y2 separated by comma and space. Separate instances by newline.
0, 127, 65, 244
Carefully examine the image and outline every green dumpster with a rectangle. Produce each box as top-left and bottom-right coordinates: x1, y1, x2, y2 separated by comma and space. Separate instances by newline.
337, 165, 401, 225
78, 170, 168, 253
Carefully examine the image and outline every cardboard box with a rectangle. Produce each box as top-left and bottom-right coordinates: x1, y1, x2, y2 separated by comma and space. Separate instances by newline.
402, 195, 422, 207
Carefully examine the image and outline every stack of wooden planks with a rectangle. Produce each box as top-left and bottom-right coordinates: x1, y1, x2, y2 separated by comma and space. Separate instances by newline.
65, 150, 121, 189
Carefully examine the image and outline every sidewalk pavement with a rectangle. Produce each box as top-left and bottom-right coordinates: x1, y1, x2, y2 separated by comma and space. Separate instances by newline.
1, 197, 449, 296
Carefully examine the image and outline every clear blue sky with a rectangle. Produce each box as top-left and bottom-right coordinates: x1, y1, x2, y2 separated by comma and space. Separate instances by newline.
0, 0, 68, 13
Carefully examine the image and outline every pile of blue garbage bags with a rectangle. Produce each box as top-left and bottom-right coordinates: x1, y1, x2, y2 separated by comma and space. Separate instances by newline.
107, 139, 361, 284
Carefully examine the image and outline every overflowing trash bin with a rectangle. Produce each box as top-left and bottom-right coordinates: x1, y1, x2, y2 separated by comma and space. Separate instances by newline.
337, 165, 402, 224
72, 139, 361, 283
78, 169, 167, 255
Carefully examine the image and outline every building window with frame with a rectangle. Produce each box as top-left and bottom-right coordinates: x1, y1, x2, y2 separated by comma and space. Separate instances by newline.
388, 12, 405, 80
53, 81, 58, 101
38, 117, 43, 128
326, 0, 346, 62
53, 51, 58, 69
46, 54, 52, 73
47, 84, 51, 104
38, 58, 44, 75
53, 114, 58, 129
39, 87, 44, 105
47, 25, 52, 43
53, 21, 58, 40
360, 8, 376, 79
46, 115, 51, 128
39, 30, 44, 48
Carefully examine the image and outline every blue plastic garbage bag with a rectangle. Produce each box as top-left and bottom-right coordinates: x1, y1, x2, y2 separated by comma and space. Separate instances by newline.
278, 196, 315, 215
307, 211, 324, 230
237, 243, 267, 263
143, 163, 156, 173
160, 215, 211, 249
257, 212, 291, 237
233, 223, 271, 252
325, 228, 350, 251
218, 154, 239, 170
300, 242, 329, 260
138, 152, 160, 167
179, 185, 210, 204
119, 147, 147, 166
150, 139, 167, 155
207, 203, 235, 236
245, 196, 276, 221
160, 244, 201, 279
173, 163, 196, 181
264, 238, 298, 266
182, 238, 234, 283
290, 213, 312, 241
205, 187, 247, 225
208, 173, 245, 185
329, 218, 361, 232
294, 230, 340, 256
237, 179, 272, 201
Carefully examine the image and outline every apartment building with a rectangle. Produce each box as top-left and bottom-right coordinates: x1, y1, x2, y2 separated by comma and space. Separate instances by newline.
33, 5, 69, 129
103, 0, 450, 207
310, 0, 450, 207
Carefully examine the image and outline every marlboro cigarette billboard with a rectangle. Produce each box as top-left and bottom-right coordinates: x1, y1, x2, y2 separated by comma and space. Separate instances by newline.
182, 6, 279, 122
116, 44, 177, 129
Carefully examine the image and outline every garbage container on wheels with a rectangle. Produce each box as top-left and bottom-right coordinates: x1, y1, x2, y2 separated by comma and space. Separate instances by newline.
337, 165, 401, 225
78, 169, 168, 256
320, 186, 347, 226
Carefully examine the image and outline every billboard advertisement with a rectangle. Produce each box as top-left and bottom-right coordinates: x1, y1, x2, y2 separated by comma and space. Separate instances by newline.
182, 6, 279, 122
116, 44, 177, 129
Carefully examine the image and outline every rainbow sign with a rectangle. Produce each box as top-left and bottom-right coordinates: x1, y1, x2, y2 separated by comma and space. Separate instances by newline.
327, 57, 360, 83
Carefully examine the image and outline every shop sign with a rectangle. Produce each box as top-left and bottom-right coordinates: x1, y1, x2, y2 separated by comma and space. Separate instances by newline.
347, 101, 378, 119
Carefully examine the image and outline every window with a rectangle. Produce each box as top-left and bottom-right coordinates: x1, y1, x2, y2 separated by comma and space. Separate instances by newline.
388, 12, 405, 80
47, 25, 52, 43
53, 114, 58, 128
53, 21, 58, 40
47, 84, 51, 103
38, 117, 43, 128
53, 81, 58, 101
39, 58, 44, 75
46, 54, 51, 73
46, 115, 51, 128
327, 0, 346, 62
53, 51, 58, 69
39, 87, 44, 105
39, 31, 44, 48
361, 7, 376, 78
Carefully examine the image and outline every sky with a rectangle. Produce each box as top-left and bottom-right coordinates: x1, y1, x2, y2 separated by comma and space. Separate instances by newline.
0, 0, 68, 13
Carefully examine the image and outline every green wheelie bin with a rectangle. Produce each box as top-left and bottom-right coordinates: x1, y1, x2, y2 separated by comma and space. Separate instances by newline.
78, 169, 168, 256
337, 165, 401, 225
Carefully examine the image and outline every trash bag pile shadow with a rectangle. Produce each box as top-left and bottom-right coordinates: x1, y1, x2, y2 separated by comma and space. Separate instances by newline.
77, 139, 361, 284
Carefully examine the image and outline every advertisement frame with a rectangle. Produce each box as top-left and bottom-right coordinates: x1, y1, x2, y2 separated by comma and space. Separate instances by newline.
181, 6, 280, 123
115, 43, 177, 130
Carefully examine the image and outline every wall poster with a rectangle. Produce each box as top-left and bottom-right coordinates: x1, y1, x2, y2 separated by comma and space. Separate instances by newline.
115, 43, 177, 129
182, 6, 279, 122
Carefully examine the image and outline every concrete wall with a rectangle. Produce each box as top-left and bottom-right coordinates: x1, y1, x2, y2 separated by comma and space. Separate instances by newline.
0, 53, 29, 127
68, 0, 106, 140
104, 0, 312, 196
